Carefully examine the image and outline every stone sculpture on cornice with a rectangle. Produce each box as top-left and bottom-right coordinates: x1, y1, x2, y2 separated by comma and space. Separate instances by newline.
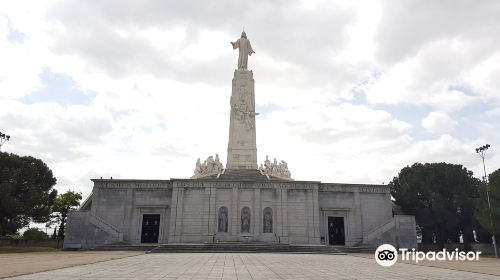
259, 155, 292, 179
192, 154, 224, 178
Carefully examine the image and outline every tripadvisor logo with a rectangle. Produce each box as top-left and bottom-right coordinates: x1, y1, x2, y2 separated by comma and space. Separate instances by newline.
375, 244, 481, 267
375, 244, 398, 267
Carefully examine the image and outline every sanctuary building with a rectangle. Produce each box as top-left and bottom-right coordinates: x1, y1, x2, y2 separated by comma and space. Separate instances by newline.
65, 32, 416, 250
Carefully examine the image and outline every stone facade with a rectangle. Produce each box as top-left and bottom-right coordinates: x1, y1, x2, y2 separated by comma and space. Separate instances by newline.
64, 175, 416, 249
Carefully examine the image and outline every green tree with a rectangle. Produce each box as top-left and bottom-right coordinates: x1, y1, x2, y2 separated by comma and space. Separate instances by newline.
50, 190, 82, 239
22, 228, 50, 240
0, 152, 57, 236
475, 168, 500, 237
390, 162, 479, 250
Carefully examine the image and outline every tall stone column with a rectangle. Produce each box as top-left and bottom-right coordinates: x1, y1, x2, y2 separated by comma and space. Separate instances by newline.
226, 69, 258, 169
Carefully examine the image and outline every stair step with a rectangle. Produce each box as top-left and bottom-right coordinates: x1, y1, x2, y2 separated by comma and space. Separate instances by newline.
91, 242, 369, 254
90, 245, 157, 251
147, 244, 346, 254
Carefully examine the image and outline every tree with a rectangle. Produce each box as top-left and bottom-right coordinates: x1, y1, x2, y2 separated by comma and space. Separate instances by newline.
0, 152, 57, 236
22, 228, 50, 240
475, 168, 500, 238
50, 190, 82, 239
390, 162, 480, 250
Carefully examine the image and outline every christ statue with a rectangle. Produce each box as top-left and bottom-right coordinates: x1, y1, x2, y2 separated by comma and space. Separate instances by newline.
231, 31, 255, 70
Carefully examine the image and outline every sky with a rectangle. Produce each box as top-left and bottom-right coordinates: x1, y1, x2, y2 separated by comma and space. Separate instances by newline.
1, 0, 500, 200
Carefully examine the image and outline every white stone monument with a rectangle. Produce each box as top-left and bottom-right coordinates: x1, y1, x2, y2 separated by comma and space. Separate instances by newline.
64, 31, 416, 251
227, 32, 258, 169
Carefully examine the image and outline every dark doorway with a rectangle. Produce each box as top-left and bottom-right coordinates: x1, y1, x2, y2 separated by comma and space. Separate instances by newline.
328, 217, 345, 245
141, 214, 160, 243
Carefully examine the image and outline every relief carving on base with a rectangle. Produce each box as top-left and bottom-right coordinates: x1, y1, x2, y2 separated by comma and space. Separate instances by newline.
233, 103, 258, 130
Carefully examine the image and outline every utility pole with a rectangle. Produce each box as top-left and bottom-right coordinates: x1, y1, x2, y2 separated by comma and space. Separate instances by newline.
0, 132, 10, 151
476, 144, 497, 258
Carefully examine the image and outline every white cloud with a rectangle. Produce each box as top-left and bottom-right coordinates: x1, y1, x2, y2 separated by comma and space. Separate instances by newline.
361, 38, 492, 111
1, 0, 500, 200
467, 53, 500, 100
485, 107, 500, 117
421, 111, 458, 133
257, 103, 412, 183
375, 0, 500, 64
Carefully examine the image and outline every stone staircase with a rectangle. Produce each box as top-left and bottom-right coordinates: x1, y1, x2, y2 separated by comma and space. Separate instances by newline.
91, 243, 158, 251
147, 242, 345, 254
88, 212, 124, 242
90, 242, 373, 254
337, 246, 373, 253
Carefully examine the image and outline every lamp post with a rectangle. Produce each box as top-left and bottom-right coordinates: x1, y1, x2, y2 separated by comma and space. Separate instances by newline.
476, 144, 498, 258
0, 132, 10, 151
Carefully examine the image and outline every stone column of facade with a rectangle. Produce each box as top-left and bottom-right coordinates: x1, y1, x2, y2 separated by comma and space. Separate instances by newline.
253, 189, 261, 235
168, 186, 179, 243
305, 188, 320, 244
169, 184, 185, 243
353, 190, 364, 245
208, 187, 216, 235
281, 188, 288, 243
123, 188, 134, 241
312, 188, 320, 243
275, 188, 289, 242
306, 189, 313, 243
231, 187, 239, 235
275, 188, 282, 239
226, 69, 258, 169
202, 187, 211, 239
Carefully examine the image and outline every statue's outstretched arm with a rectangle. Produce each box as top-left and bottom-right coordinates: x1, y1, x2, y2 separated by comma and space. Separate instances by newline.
231, 40, 239, 50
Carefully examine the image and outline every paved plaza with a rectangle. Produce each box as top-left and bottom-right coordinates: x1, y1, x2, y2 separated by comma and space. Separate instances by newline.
0, 251, 141, 278
2, 252, 499, 280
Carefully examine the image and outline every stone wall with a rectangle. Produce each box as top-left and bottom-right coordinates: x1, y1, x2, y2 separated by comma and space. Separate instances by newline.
64, 211, 115, 249
65, 180, 173, 248
318, 183, 393, 247
168, 181, 320, 244
364, 215, 417, 249
65, 179, 413, 248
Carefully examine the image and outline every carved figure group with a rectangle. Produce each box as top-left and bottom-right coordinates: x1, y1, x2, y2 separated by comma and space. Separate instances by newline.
259, 155, 291, 179
192, 154, 224, 178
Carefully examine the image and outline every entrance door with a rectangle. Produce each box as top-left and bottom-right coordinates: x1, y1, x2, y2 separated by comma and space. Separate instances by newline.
328, 217, 345, 245
141, 214, 160, 243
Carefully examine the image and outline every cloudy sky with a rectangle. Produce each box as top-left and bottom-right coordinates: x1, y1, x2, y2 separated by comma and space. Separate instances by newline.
1, 0, 500, 199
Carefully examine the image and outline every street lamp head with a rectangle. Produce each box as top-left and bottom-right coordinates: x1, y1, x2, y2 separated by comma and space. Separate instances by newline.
485, 144, 490, 149
6, 135, 10, 140
476, 148, 480, 153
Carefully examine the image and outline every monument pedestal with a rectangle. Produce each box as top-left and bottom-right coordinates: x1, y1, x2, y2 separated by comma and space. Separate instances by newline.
226, 69, 258, 169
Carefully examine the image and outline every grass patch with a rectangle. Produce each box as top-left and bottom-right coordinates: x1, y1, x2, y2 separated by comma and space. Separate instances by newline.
0, 246, 61, 253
